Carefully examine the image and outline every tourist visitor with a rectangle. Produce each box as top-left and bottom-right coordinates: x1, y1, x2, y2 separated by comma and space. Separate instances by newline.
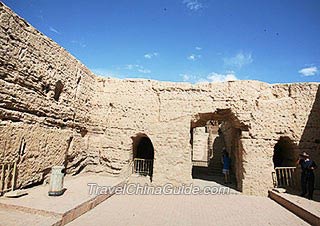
222, 150, 231, 184
297, 152, 317, 200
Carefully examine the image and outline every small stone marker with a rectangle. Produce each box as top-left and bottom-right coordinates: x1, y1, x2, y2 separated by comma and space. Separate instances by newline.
4, 189, 28, 198
48, 166, 65, 196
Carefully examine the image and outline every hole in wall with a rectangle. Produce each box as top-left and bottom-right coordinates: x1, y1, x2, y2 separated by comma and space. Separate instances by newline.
80, 128, 88, 137
54, 80, 64, 101
42, 83, 50, 94
77, 76, 81, 85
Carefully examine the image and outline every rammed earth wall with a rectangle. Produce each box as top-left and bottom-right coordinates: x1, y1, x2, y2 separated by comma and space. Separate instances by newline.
0, 3, 319, 195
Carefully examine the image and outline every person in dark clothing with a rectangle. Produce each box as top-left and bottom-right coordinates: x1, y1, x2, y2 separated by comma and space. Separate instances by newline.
297, 152, 317, 200
221, 150, 231, 184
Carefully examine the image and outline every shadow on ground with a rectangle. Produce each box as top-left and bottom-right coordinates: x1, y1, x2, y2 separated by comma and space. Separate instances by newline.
192, 166, 238, 191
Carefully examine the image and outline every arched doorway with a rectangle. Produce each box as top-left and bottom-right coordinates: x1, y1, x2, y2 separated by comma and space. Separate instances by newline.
132, 134, 154, 181
272, 137, 298, 188
190, 110, 247, 192
273, 137, 297, 167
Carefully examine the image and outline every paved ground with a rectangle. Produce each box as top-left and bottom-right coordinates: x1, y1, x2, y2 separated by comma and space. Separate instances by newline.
191, 178, 240, 195
0, 208, 59, 226
68, 192, 308, 226
0, 173, 121, 214
0, 174, 315, 226
0, 173, 122, 226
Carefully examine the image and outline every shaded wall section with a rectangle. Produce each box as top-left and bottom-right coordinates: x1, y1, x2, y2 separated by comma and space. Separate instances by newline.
298, 86, 320, 189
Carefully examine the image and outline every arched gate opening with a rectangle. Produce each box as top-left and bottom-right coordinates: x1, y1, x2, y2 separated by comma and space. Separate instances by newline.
272, 137, 298, 188
132, 134, 154, 181
190, 109, 247, 192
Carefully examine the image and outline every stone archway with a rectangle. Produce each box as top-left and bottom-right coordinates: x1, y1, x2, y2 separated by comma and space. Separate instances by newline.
273, 137, 297, 167
132, 134, 154, 181
272, 137, 298, 188
190, 109, 247, 192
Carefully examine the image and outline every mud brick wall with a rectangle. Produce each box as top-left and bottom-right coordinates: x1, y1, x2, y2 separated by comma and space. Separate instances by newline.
0, 3, 319, 195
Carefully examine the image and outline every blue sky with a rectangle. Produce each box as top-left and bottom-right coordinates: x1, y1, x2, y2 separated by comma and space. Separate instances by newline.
3, 0, 320, 83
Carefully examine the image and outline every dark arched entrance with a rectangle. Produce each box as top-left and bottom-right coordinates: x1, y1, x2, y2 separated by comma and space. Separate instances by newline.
273, 137, 297, 167
135, 137, 154, 160
132, 135, 154, 180
272, 137, 298, 188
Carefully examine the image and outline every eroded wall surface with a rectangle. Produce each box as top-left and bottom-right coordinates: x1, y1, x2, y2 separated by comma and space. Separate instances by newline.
0, 3, 96, 187
0, 3, 319, 195
91, 78, 320, 195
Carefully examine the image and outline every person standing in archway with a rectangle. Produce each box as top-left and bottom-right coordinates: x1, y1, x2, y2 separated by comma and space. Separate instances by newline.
222, 150, 231, 184
297, 152, 317, 200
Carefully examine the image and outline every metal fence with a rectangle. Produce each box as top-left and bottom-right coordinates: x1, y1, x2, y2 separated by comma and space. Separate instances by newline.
272, 167, 296, 188
133, 158, 153, 177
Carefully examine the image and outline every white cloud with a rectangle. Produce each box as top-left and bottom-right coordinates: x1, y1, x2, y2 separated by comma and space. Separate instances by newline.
180, 73, 202, 82
144, 54, 152, 59
138, 68, 151, 74
195, 46, 202, 50
92, 64, 152, 78
206, 71, 238, 83
91, 68, 119, 77
144, 52, 158, 59
183, 0, 203, 11
49, 26, 60, 34
125, 64, 151, 74
187, 54, 201, 61
125, 64, 135, 70
180, 71, 238, 83
188, 55, 196, 61
223, 52, 253, 68
299, 66, 318, 76
181, 74, 191, 81
71, 40, 86, 48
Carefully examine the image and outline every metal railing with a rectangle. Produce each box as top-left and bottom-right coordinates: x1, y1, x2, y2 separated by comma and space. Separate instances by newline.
133, 158, 153, 177
0, 161, 17, 195
272, 167, 296, 188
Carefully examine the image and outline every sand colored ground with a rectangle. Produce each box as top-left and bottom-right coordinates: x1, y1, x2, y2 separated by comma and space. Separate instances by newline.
0, 173, 122, 226
68, 193, 309, 226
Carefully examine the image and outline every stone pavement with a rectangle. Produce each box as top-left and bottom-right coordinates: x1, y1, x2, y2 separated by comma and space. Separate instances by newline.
0, 208, 59, 226
0, 173, 122, 226
68, 193, 308, 226
0, 174, 314, 226
191, 177, 240, 195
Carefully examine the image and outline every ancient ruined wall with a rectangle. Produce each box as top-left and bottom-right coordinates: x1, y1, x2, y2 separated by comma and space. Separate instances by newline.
0, 3, 96, 187
248, 83, 320, 190
0, 3, 319, 195
90, 78, 320, 195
